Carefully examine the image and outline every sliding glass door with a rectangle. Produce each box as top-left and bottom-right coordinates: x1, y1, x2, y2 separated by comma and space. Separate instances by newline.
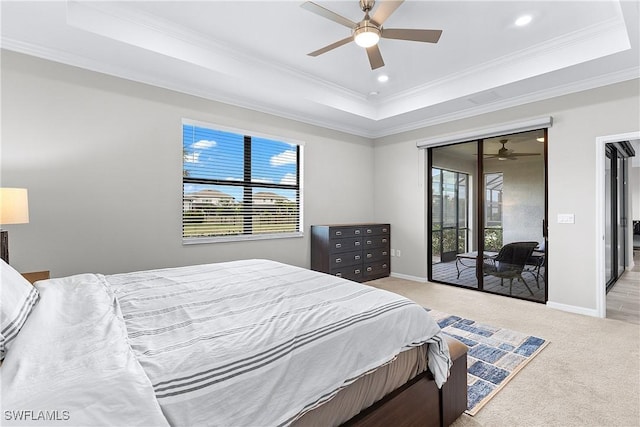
605, 142, 634, 290
428, 129, 548, 303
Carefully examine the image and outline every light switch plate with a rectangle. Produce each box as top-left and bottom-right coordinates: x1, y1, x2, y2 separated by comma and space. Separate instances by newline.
557, 213, 575, 224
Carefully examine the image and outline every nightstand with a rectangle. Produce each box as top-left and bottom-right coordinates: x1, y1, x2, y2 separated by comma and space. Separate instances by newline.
21, 271, 50, 284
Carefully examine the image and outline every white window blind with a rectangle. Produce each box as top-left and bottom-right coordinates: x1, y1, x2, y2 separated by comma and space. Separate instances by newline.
182, 121, 302, 243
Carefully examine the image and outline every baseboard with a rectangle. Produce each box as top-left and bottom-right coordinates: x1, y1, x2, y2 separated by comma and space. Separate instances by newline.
390, 272, 427, 283
546, 301, 601, 318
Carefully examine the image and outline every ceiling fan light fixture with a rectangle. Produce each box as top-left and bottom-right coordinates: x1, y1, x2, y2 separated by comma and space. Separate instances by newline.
354, 22, 381, 48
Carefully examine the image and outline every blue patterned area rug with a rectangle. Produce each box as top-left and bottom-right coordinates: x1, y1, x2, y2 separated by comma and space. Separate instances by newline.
427, 309, 549, 416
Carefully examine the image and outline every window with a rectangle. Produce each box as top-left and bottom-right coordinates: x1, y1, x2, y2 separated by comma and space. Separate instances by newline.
182, 120, 303, 243
431, 168, 469, 263
484, 172, 503, 250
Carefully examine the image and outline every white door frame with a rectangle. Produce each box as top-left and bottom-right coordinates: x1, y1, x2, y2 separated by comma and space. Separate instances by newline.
595, 131, 640, 318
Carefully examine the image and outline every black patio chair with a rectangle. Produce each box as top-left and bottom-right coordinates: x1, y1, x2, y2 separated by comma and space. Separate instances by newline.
483, 241, 538, 295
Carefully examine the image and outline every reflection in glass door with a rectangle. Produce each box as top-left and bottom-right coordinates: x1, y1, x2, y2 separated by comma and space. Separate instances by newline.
428, 129, 548, 303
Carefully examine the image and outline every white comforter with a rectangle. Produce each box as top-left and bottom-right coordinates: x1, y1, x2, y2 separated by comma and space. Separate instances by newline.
2, 259, 450, 427
1, 274, 169, 426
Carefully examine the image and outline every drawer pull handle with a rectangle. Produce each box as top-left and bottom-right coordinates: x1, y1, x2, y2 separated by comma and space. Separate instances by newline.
336, 273, 342, 277
382, 238, 388, 243
383, 251, 388, 256
355, 255, 361, 260
367, 267, 373, 272
336, 231, 342, 236
355, 269, 361, 274
383, 264, 388, 269
336, 258, 342, 263
383, 228, 388, 232
367, 240, 372, 245
355, 230, 361, 235
366, 229, 372, 234
367, 253, 373, 258
355, 241, 361, 246
336, 243, 342, 249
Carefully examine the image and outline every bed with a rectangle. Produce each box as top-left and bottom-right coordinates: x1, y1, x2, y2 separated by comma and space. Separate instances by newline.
1, 258, 467, 427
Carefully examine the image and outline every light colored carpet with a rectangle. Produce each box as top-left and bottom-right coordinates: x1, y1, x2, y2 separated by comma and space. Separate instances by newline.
368, 276, 640, 427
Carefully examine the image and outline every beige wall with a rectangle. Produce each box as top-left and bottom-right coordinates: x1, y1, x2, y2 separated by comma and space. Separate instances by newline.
0, 51, 375, 277
374, 79, 640, 313
485, 158, 544, 246
2, 49, 639, 315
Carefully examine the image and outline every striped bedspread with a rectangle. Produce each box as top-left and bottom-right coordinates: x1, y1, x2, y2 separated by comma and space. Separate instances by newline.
107, 259, 450, 427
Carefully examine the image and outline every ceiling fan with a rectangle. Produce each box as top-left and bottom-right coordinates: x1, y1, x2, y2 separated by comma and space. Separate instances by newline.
486, 139, 541, 161
301, 0, 442, 70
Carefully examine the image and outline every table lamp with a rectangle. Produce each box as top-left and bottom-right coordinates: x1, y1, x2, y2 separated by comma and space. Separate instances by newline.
0, 188, 29, 264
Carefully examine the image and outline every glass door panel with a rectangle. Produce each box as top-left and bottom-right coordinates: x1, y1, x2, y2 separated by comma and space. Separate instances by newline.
605, 148, 613, 284
430, 141, 478, 289
483, 131, 545, 301
617, 157, 626, 278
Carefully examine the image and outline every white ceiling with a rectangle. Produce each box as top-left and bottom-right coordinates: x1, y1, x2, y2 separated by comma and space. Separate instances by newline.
2, 1, 639, 138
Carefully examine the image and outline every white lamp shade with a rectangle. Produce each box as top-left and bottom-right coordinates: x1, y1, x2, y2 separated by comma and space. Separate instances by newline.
0, 188, 29, 225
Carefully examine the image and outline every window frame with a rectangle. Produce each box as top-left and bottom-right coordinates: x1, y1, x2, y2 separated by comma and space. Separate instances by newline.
182, 119, 304, 244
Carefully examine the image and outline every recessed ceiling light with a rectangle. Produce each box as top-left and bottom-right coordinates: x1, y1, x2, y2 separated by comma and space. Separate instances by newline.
377, 75, 389, 83
515, 15, 532, 27
368, 91, 379, 96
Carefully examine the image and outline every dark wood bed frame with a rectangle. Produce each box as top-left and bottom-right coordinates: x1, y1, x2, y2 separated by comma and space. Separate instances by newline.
344, 336, 468, 427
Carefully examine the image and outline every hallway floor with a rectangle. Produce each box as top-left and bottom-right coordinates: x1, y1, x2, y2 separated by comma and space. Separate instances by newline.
606, 251, 640, 325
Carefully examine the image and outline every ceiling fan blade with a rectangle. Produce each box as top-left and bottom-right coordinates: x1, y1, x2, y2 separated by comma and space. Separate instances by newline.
300, 1, 356, 28
511, 153, 540, 157
307, 36, 353, 57
371, 0, 404, 26
382, 28, 442, 43
366, 45, 385, 70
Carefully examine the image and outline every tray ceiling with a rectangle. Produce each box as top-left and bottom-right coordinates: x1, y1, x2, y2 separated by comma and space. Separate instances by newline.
2, 1, 638, 138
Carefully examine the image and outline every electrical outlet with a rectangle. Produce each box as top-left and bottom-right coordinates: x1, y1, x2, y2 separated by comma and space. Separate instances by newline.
396, 250, 401, 257
391, 249, 396, 257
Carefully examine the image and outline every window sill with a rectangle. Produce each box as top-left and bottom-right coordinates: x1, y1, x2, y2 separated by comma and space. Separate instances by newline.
183, 232, 303, 245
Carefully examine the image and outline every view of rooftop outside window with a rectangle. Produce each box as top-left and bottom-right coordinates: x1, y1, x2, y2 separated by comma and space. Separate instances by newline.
182, 121, 302, 242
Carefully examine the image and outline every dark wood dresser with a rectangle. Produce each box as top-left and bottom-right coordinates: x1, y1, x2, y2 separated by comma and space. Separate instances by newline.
311, 224, 390, 282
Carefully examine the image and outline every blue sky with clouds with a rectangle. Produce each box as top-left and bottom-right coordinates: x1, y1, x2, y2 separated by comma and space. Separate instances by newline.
183, 124, 298, 202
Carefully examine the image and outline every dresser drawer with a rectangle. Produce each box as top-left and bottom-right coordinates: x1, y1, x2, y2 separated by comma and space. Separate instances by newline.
363, 235, 390, 249
331, 237, 363, 253
330, 250, 363, 268
330, 227, 363, 239
331, 266, 363, 282
364, 247, 390, 262
362, 224, 390, 236
363, 261, 390, 280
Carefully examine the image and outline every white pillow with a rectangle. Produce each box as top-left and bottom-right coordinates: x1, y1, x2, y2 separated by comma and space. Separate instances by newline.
0, 259, 39, 360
